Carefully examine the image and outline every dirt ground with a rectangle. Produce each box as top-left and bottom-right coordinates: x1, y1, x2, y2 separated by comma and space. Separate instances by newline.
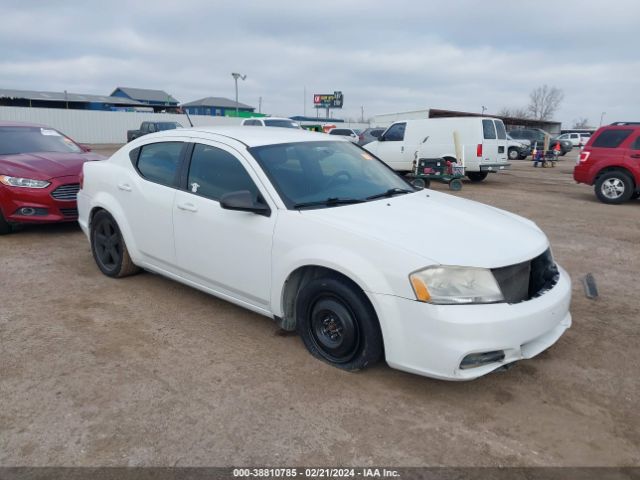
1, 147, 638, 467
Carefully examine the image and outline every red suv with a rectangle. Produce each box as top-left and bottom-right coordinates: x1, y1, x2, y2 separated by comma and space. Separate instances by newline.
574, 122, 640, 204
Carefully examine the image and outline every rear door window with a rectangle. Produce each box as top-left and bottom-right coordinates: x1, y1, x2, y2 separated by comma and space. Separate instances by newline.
482, 120, 497, 139
136, 142, 184, 187
592, 129, 633, 148
383, 123, 406, 141
494, 120, 506, 139
631, 136, 640, 150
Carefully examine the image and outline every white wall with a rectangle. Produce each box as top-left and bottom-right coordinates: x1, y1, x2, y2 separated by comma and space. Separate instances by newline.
0, 107, 242, 144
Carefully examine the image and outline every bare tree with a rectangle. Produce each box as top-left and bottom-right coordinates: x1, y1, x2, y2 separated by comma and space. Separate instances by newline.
497, 107, 530, 119
527, 85, 564, 120
573, 118, 590, 129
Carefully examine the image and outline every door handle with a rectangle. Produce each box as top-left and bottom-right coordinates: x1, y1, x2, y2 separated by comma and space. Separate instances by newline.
401, 146, 405, 153
631, 154, 640, 159
177, 202, 198, 212
117, 183, 132, 192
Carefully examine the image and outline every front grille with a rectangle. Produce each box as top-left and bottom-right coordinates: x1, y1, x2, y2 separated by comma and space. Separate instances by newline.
60, 207, 78, 218
492, 249, 559, 304
51, 183, 80, 201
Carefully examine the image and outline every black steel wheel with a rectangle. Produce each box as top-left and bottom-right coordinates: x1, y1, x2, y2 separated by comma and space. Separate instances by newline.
90, 210, 139, 278
296, 275, 383, 370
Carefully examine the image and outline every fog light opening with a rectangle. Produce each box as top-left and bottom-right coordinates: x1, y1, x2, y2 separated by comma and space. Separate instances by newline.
460, 350, 505, 370
20, 207, 36, 216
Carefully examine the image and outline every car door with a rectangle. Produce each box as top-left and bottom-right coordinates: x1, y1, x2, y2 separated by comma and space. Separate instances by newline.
172, 141, 276, 311
121, 139, 188, 267
367, 122, 410, 170
481, 119, 499, 163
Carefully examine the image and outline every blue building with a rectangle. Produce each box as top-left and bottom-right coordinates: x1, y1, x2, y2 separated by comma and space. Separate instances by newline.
182, 97, 255, 117
111, 87, 179, 112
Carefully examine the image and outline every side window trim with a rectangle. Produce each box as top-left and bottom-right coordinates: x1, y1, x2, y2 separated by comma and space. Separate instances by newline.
182, 141, 267, 205
131, 140, 187, 189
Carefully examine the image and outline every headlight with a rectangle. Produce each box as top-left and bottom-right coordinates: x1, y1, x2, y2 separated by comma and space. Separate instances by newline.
409, 266, 504, 305
0, 175, 51, 188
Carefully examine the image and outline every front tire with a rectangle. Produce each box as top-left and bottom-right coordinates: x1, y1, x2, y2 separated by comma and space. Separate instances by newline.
0, 210, 12, 235
594, 171, 634, 204
508, 148, 520, 160
295, 275, 383, 371
90, 210, 140, 278
467, 172, 488, 182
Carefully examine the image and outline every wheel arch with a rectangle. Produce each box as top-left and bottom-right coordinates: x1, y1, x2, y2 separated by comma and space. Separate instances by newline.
86, 194, 141, 264
594, 165, 637, 188
276, 264, 378, 332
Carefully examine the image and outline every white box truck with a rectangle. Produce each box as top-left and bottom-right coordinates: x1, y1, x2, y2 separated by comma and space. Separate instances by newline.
363, 117, 510, 182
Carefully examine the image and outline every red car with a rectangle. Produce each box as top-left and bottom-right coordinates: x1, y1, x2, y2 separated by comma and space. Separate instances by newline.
574, 122, 640, 204
0, 121, 105, 234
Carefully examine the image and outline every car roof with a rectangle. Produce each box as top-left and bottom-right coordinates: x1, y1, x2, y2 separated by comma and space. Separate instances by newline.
176, 126, 338, 147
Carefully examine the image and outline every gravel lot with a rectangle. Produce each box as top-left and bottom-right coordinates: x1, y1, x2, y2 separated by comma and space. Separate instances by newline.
1, 147, 638, 467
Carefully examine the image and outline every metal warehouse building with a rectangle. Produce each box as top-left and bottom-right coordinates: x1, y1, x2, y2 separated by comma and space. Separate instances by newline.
181, 97, 255, 117
110, 87, 180, 112
0, 88, 145, 111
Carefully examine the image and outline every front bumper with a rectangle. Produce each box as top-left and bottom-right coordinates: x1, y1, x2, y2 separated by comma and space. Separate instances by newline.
369, 266, 572, 380
480, 163, 511, 172
0, 175, 79, 225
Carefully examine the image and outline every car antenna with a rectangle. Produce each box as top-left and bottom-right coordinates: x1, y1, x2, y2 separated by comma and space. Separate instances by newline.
183, 108, 194, 127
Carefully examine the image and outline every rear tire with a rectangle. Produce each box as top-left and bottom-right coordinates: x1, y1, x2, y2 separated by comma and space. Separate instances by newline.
594, 171, 634, 204
0, 210, 12, 235
467, 172, 488, 182
295, 275, 383, 371
90, 210, 140, 278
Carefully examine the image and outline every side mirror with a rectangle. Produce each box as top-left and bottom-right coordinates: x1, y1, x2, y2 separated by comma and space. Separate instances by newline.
378, 135, 385, 142
80, 144, 92, 152
220, 190, 271, 217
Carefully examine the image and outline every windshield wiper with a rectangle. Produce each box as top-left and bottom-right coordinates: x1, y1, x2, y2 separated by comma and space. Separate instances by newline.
365, 188, 413, 201
293, 197, 365, 209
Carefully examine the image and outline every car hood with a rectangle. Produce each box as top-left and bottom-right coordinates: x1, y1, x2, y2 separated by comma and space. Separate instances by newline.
301, 190, 548, 268
0, 151, 105, 180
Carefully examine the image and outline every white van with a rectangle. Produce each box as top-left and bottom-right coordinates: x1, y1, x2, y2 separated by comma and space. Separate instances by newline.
363, 117, 510, 182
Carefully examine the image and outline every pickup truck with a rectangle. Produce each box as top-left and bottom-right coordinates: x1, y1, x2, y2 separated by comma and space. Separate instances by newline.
127, 121, 183, 142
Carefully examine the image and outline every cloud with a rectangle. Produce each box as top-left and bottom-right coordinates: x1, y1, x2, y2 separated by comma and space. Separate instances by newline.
0, 0, 638, 126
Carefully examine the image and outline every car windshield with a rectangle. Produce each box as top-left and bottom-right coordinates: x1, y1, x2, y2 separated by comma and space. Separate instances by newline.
156, 122, 182, 131
250, 141, 413, 209
0, 126, 83, 155
264, 119, 300, 129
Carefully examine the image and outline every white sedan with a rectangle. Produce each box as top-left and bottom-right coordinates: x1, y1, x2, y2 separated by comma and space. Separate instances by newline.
78, 127, 571, 380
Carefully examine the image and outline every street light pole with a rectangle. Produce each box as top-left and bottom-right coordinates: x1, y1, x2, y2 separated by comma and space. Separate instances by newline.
481, 105, 487, 115
599, 111, 606, 126
231, 72, 247, 116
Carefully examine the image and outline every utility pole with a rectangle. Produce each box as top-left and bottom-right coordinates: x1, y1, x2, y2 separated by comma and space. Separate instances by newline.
361, 106, 364, 123
258, 97, 262, 114
231, 72, 247, 116
303, 86, 306, 117
599, 111, 606, 126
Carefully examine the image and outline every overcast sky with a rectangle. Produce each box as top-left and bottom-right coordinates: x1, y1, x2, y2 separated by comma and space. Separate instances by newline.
1, 0, 638, 126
